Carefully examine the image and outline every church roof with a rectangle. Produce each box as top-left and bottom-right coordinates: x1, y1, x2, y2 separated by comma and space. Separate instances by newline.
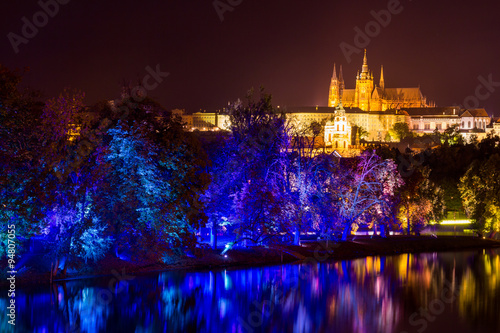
380, 87, 423, 101
459, 128, 487, 133
372, 87, 383, 99
460, 108, 489, 118
282, 106, 402, 115
342, 89, 356, 102
399, 106, 460, 117
283, 106, 362, 114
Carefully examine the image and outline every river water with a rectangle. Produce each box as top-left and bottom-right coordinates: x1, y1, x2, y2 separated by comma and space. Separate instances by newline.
2, 249, 500, 332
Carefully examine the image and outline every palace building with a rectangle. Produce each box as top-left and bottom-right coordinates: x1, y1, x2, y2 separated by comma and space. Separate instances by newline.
324, 104, 351, 150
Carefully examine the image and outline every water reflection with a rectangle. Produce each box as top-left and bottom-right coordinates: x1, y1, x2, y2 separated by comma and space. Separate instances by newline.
2, 249, 500, 332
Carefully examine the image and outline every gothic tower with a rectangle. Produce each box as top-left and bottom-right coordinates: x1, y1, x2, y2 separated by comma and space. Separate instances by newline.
328, 63, 340, 107
339, 65, 345, 101
379, 65, 385, 90
354, 49, 374, 111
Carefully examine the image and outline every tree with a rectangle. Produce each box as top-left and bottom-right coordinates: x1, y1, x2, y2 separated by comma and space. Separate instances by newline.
280, 119, 327, 245
337, 151, 404, 241
199, 133, 233, 249
220, 89, 289, 246
357, 126, 369, 140
0, 65, 45, 259
389, 122, 412, 141
232, 178, 288, 245
0, 81, 114, 275
397, 166, 445, 235
459, 154, 500, 234
440, 124, 463, 145
307, 154, 344, 241
96, 97, 209, 260
37, 89, 113, 275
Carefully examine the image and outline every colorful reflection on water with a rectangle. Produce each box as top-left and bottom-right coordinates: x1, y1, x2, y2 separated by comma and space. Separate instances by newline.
2, 249, 500, 332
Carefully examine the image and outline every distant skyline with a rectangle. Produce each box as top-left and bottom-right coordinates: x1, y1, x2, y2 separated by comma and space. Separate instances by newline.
2, 0, 500, 114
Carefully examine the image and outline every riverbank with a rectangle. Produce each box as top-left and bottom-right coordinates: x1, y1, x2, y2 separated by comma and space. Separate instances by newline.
2, 236, 500, 286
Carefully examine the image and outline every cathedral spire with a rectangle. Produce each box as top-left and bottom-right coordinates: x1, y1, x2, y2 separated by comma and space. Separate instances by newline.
328, 62, 341, 107
380, 65, 385, 89
339, 65, 345, 95
362, 49, 368, 73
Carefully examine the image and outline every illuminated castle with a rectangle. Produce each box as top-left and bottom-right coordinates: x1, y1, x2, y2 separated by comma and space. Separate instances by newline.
328, 50, 429, 111
180, 49, 491, 147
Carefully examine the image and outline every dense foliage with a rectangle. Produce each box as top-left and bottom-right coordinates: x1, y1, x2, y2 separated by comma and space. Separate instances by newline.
0, 66, 208, 273
3, 64, 500, 274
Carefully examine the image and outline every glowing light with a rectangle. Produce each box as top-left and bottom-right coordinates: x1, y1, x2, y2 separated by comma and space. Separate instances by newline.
429, 220, 471, 225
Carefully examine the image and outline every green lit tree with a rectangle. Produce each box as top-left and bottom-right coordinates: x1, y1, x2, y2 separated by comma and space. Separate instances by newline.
459, 154, 500, 234
389, 122, 412, 141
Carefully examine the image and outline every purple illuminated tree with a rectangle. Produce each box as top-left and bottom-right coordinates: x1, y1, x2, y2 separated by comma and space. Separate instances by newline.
37, 89, 113, 275
337, 151, 404, 241
232, 178, 289, 244
278, 119, 327, 245
221, 89, 289, 246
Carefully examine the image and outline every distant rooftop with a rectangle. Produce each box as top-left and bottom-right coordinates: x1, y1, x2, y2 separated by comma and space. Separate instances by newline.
397, 106, 490, 118
396, 106, 461, 116
281, 106, 403, 115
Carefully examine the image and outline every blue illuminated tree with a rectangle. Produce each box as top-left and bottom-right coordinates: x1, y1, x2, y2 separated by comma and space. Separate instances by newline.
278, 119, 327, 244
37, 89, 114, 275
336, 151, 403, 241
304, 154, 344, 241
232, 178, 289, 244
200, 133, 234, 249
0, 65, 45, 258
95, 97, 208, 259
219, 89, 289, 246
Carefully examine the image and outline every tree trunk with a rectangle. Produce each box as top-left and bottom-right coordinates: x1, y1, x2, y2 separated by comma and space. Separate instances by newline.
341, 221, 351, 242
294, 227, 300, 246
380, 223, 387, 238
52, 258, 59, 278
211, 220, 217, 250
407, 204, 411, 235
62, 258, 68, 277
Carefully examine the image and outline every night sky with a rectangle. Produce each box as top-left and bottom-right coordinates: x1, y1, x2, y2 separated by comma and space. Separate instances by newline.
2, 0, 500, 114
